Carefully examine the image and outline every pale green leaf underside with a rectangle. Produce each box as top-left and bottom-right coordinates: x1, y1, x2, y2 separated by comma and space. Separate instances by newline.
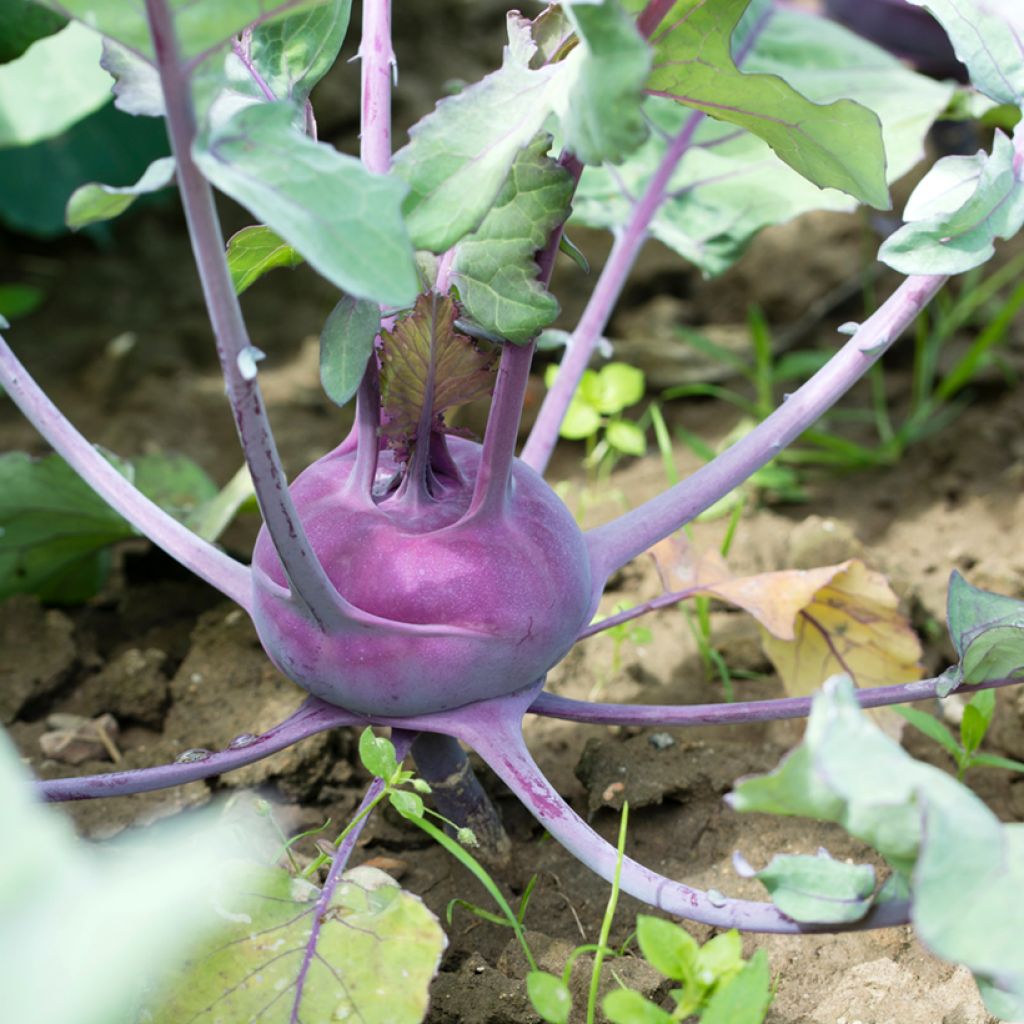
38, 0, 327, 62
65, 155, 175, 229
574, 8, 951, 276
749, 852, 876, 924
148, 864, 446, 1024
561, 0, 651, 165
0, 21, 111, 148
195, 102, 418, 306
880, 128, 1024, 275
905, 0, 1024, 107
646, 0, 889, 208
393, 2, 651, 254
451, 134, 572, 344
731, 676, 1024, 1017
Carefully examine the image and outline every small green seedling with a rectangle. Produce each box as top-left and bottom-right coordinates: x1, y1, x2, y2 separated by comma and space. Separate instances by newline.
895, 689, 1024, 781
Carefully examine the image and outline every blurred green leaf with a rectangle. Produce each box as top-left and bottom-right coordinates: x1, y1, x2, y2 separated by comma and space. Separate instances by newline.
945, 570, 1024, 686
0, 283, 44, 320
527, 971, 571, 1024
892, 706, 962, 758
731, 675, 1024, 1017
603, 988, 674, 1024
0, 21, 112, 148
880, 129, 1024, 276
743, 851, 876, 924
594, 363, 644, 414
636, 915, 698, 983
700, 950, 772, 1024
65, 155, 175, 229
904, 0, 1024, 106
195, 103, 418, 306
148, 864, 445, 1024
0, 1, 65, 63
605, 418, 646, 457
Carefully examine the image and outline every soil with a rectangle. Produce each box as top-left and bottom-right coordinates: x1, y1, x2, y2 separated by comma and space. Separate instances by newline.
4, 12, 1024, 1024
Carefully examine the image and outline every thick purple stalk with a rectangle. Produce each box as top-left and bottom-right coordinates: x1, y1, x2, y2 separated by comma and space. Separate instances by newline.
586, 274, 947, 584
359, 0, 394, 175
37, 697, 359, 801
531, 675, 1021, 727
521, 112, 703, 474
348, 355, 382, 505
291, 730, 414, 1024
144, 0, 347, 631
0, 335, 251, 609
412, 733, 510, 859
449, 684, 910, 933
466, 154, 583, 519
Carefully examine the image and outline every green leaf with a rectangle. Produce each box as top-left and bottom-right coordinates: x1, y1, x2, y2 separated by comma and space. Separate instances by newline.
131, 451, 218, 518
149, 863, 445, 1024
745, 851, 877, 924
904, 0, 1024, 106
700, 950, 772, 1024
379, 293, 497, 448
195, 102, 418, 306
892, 706, 963, 759
573, 10, 951, 276
602, 988, 675, 1024
968, 751, 1024, 774
959, 703, 989, 755
65, 155, 175, 229
879, 128, 1024, 276
100, 38, 163, 116
605, 418, 647, 457
186, 463, 256, 542
0, 451, 133, 604
358, 727, 399, 780
392, 33, 560, 252
526, 971, 572, 1024
0, 1, 66, 64
389, 789, 424, 818
0, 731, 248, 1024
945, 570, 1024, 686
731, 676, 1024, 1012
451, 133, 572, 344
643, 0, 888, 208
0, 283, 45, 320
559, 399, 602, 440
559, 0, 651, 165
36, 0, 326, 63
247, 0, 352, 106
636, 915, 699, 983
226, 224, 304, 294
0, 21, 112, 149
693, 929, 745, 985
319, 294, 381, 407
393, 4, 649, 253
594, 362, 644, 414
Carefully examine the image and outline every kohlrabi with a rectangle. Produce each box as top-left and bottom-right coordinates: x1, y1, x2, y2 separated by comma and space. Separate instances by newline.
4, 0, 1024, 973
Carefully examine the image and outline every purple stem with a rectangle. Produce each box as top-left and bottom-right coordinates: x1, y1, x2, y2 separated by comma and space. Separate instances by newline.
449, 683, 910, 933
291, 730, 415, 1024
232, 32, 277, 103
348, 354, 382, 505
37, 697, 360, 801
521, 111, 704, 475
585, 274, 947, 585
144, 0, 349, 631
0, 335, 252, 610
412, 732, 510, 859
466, 154, 583, 519
531, 675, 1023, 727
359, 0, 394, 175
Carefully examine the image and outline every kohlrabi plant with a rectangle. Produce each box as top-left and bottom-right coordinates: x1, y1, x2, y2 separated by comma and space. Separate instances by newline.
5, 0, 1024, 1020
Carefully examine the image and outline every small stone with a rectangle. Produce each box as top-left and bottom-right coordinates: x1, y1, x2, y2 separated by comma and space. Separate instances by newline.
39, 713, 120, 765
648, 732, 675, 750
69, 647, 169, 728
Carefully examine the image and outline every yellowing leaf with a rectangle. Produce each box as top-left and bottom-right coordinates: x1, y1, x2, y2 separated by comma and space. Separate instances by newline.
651, 539, 923, 697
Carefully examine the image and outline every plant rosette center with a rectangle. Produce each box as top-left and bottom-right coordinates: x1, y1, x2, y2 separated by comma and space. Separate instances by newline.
251, 437, 594, 716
